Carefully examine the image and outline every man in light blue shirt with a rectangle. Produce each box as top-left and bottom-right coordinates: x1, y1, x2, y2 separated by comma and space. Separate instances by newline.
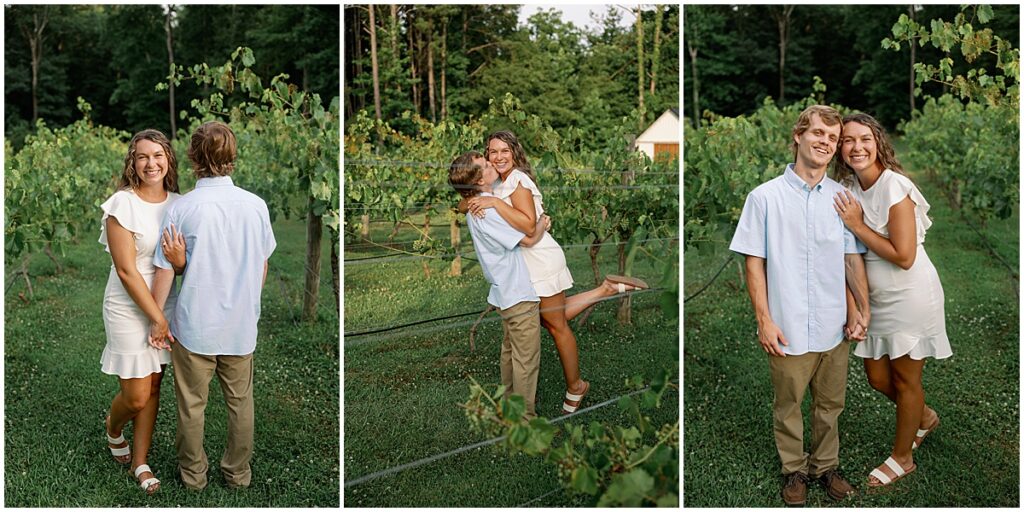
448, 151, 547, 418
730, 105, 870, 505
150, 121, 275, 490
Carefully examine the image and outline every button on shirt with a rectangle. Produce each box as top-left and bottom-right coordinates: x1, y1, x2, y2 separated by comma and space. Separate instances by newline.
729, 165, 866, 355
465, 193, 539, 310
153, 177, 276, 355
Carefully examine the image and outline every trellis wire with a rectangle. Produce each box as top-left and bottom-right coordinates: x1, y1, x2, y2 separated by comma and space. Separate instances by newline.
344, 158, 679, 175
344, 288, 662, 345
343, 382, 665, 489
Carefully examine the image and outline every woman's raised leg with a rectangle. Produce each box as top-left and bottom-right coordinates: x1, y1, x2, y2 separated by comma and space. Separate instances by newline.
563, 278, 627, 321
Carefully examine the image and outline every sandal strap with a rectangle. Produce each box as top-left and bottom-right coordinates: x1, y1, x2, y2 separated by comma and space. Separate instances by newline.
107, 433, 126, 444
565, 391, 584, 401
915, 428, 930, 437
869, 467, 892, 485
562, 402, 578, 413
134, 464, 153, 477
109, 446, 130, 457
883, 456, 906, 477
139, 476, 160, 491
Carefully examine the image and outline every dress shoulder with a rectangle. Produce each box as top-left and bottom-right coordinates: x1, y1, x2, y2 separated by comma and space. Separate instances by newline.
99, 190, 145, 251
866, 170, 932, 240
502, 169, 541, 198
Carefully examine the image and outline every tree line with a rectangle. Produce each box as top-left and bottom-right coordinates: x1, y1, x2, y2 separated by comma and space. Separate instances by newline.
4, 4, 339, 148
684, 4, 1019, 129
344, 5, 679, 151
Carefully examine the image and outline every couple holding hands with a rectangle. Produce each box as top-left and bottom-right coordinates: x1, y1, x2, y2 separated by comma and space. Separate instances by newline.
731, 105, 951, 505
101, 121, 275, 494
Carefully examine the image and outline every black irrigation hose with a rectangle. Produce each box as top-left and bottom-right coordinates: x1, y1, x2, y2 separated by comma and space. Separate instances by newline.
344, 309, 486, 338
683, 254, 734, 304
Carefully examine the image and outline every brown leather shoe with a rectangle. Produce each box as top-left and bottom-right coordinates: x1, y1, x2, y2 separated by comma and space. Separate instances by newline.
781, 472, 809, 507
818, 468, 856, 500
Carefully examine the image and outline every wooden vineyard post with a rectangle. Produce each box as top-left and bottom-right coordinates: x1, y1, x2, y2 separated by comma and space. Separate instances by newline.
360, 213, 370, 239
468, 305, 496, 352
449, 211, 461, 276
302, 196, 323, 322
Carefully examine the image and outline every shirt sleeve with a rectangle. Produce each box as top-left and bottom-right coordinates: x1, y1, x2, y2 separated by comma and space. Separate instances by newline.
477, 207, 526, 250
152, 206, 174, 269
844, 226, 867, 254
261, 202, 277, 259
729, 189, 767, 258
99, 191, 141, 253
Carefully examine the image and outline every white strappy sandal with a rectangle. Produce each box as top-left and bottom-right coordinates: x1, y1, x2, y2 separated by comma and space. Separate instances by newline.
606, 275, 649, 293
106, 417, 130, 464
134, 464, 160, 495
562, 381, 591, 414
913, 415, 940, 450
867, 456, 915, 487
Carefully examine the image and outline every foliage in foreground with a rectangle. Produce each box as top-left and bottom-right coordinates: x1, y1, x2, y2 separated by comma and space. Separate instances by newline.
461, 369, 678, 507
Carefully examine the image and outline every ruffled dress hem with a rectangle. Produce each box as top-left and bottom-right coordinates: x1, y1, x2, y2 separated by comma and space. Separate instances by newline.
853, 332, 952, 361
532, 267, 574, 297
100, 346, 171, 379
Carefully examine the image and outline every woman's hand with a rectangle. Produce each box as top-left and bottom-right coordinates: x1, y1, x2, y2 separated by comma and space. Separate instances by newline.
833, 190, 865, 229
148, 316, 176, 351
466, 196, 502, 219
540, 214, 551, 232
162, 224, 186, 273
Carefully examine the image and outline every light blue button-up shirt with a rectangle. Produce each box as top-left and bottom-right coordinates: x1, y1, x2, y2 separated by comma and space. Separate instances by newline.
153, 176, 276, 355
465, 193, 539, 310
729, 165, 866, 356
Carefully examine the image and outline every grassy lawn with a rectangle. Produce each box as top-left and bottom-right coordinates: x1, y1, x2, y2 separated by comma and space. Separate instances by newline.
4, 217, 340, 507
682, 169, 1019, 506
343, 214, 679, 507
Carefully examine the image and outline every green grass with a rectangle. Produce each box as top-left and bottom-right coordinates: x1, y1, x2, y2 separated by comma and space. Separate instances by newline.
343, 215, 679, 507
4, 217, 339, 507
683, 170, 1019, 507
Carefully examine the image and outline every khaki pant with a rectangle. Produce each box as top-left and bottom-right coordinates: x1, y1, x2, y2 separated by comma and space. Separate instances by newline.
171, 342, 255, 489
768, 341, 849, 477
498, 301, 541, 418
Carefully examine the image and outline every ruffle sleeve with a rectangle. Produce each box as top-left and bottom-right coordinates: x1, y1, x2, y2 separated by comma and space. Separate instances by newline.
497, 169, 542, 200
861, 171, 932, 244
98, 190, 144, 253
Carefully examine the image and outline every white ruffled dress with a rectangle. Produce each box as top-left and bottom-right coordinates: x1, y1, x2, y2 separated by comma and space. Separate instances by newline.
99, 189, 180, 378
493, 169, 574, 297
849, 170, 951, 360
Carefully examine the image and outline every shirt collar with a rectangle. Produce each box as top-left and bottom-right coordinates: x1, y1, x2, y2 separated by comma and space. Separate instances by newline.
195, 176, 234, 188
784, 164, 824, 192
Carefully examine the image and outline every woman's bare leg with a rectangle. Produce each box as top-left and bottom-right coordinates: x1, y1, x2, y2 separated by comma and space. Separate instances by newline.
108, 374, 156, 464
868, 355, 925, 484
563, 279, 622, 321
540, 293, 584, 393
131, 368, 165, 493
863, 356, 935, 432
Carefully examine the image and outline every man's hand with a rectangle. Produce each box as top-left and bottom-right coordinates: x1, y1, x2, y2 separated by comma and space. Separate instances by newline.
845, 309, 870, 341
540, 214, 551, 233
757, 319, 789, 357
148, 317, 176, 351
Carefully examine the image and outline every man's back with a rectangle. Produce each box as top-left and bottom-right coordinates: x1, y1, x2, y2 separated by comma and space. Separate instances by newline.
155, 176, 276, 355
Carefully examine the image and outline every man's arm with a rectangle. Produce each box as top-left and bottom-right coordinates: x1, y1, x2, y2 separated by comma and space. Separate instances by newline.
148, 267, 176, 349
519, 215, 550, 247
745, 255, 789, 357
844, 253, 870, 334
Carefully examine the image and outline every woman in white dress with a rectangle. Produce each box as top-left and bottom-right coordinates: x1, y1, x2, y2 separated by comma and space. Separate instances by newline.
832, 113, 951, 487
465, 131, 648, 414
100, 129, 183, 494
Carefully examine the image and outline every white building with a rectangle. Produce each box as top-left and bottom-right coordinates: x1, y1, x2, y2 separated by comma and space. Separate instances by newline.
634, 108, 679, 162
